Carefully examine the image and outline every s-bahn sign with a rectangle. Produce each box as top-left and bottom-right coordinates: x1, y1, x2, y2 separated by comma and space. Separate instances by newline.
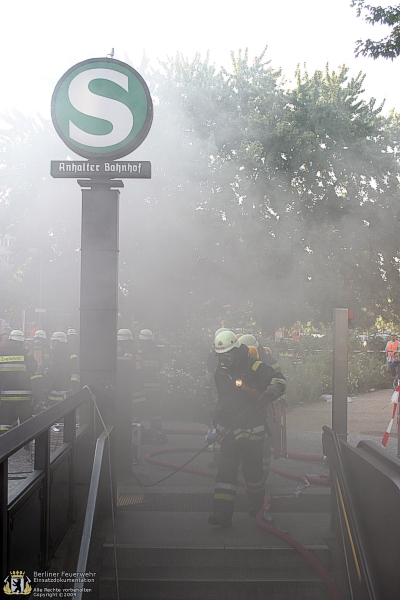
51, 58, 153, 160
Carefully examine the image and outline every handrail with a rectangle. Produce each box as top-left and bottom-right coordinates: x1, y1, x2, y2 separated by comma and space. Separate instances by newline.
0, 386, 95, 580
74, 425, 114, 600
323, 426, 379, 600
0, 386, 93, 461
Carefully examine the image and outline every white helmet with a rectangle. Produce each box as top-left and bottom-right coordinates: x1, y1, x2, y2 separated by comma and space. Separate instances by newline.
118, 328, 133, 341
139, 329, 153, 340
214, 330, 241, 353
214, 327, 229, 339
67, 328, 78, 336
9, 330, 24, 342
34, 329, 47, 339
239, 334, 259, 348
51, 331, 67, 343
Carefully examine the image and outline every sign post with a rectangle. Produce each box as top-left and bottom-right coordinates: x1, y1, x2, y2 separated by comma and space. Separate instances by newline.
51, 57, 153, 429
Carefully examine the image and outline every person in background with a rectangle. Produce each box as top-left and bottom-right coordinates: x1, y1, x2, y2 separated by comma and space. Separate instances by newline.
385, 332, 399, 380
44, 332, 76, 405
0, 332, 9, 349
390, 351, 400, 380
67, 329, 80, 390
0, 330, 37, 437
118, 328, 146, 422
33, 330, 50, 370
138, 329, 161, 420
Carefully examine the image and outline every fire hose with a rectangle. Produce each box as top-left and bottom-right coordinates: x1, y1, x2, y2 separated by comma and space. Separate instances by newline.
139, 428, 344, 600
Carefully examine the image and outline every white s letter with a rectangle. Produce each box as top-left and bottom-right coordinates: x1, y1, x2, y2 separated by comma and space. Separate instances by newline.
68, 69, 133, 147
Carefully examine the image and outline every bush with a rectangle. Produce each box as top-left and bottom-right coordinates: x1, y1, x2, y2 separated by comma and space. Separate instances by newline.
278, 343, 388, 408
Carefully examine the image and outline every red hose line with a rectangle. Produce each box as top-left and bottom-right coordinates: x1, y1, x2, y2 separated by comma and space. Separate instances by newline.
255, 512, 345, 600
145, 447, 330, 486
287, 450, 326, 463
162, 428, 327, 463
143, 446, 340, 600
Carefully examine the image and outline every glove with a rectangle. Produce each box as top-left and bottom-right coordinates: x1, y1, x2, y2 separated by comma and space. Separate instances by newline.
206, 427, 218, 443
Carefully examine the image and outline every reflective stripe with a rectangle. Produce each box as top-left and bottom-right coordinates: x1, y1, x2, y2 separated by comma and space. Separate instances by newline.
234, 432, 264, 441
0, 356, 25, 362
270, 377, 286, 387
1, 390, 32, 396
132, 397, 146, 405
142, 360, 159, 368
0, 396, 32, 402
30, 374, 43, 380
233, 426, 264, 435
215, 482, 237, 492
71, 374, 80, 382
252, 361, 262, 371
48, 390, 68, 402
245, 477, 265, 489
214, 493, 235, 502
0, 365, 27, 372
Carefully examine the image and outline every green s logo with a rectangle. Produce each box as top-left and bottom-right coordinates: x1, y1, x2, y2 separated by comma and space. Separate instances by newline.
51, 58, 153, 160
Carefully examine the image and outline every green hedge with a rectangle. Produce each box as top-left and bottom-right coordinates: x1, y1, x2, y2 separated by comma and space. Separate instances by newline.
278, 347, 388, 407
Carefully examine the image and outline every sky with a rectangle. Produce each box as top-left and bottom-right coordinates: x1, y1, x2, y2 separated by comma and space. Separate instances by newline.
1, 0, 399, 121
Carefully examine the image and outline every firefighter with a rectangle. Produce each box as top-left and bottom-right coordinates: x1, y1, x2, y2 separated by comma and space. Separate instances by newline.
118, 329, 146, 422
0, 330, 37, 434
239, 334, 282, 373
0, 332, 9, 349
44, 332, 76, 405
239, 334, 285, 460
67, 328, 80, 390
33, 329, 50, 370
138, 329, 161, 419
207, 330, 286, 528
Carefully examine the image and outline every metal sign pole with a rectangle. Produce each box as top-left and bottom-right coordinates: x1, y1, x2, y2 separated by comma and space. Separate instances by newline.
78, 178, 123, 428
51, 56, 153, 464
332, 308, 349, 440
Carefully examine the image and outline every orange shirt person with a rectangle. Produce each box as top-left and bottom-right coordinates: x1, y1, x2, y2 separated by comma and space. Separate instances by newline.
386, 333, 399, 378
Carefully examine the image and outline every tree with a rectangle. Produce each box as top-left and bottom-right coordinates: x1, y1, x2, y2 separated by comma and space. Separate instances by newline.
352, 0, 400, 59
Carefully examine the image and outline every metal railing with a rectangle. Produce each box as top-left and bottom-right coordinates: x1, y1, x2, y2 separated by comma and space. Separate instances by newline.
0, 387, 95, 581
323, 426, 382, 600
73, 423, 115, 600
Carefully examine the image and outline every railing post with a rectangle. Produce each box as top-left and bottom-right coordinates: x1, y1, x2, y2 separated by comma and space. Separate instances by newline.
34, 430, 51, 566
0, 460, 8, 580
64, 410, 76, 521
332, 308, 349, 441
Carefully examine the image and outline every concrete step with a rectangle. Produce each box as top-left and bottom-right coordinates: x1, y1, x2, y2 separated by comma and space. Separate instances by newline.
99, 566, 333, 599
102, 544, 330, 570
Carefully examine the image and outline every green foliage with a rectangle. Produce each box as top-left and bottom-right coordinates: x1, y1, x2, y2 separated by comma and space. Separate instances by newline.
2, 51, 400, 333
352, 0, 400, 59
279, 334, 388, 407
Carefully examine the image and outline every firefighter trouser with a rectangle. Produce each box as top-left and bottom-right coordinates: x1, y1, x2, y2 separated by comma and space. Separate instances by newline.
132, 392, 146, 422
213, 429, 265, 519
144, 384, 160, 418
0, 399, 33, 433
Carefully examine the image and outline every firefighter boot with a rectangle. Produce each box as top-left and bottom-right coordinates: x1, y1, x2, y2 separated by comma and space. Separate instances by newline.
208, 513, 232, 528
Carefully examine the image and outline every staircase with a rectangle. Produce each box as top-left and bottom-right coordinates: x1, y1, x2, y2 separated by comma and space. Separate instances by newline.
100, 543, 333, 599
97, 492, 339, 600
